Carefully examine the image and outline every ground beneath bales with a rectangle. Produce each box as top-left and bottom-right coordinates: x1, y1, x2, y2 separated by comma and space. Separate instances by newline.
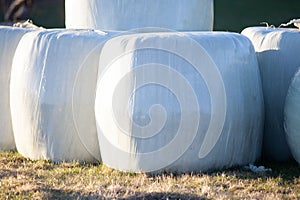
0, 151, 299, 199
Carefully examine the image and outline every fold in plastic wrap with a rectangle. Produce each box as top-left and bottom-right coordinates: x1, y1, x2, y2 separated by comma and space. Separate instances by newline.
242, 27, 300, 161
95, 32, 264, 173
285, 69, 300, 164
10, 29, 113, 162
65, 0, 214, 31
0, 26, 35, 150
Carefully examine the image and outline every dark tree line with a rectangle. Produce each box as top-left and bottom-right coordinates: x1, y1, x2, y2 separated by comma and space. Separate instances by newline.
1, 0, 33, 22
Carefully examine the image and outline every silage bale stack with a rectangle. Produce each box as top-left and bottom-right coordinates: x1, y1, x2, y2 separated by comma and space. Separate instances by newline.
0, 26, 36, 151
95, 32, 264, 173
3, 0, 267, 173
65, 0, 214, 31
10, 29, 114, 162
242, 27, 300, 161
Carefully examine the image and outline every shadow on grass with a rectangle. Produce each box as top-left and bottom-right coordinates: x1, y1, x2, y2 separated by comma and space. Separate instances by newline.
145, 159, 299, 184
29, 188, 207, 200
207, 160, 300, 183
120, 192, 207, 200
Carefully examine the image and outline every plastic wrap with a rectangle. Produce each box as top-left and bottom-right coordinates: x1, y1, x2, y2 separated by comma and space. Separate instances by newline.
284, 69, 300, 164
0, 26, 34, 150
65, 0, 214, 31
242, 27, 300, 161
95, 32, 264, 173
10, 29, 112, 162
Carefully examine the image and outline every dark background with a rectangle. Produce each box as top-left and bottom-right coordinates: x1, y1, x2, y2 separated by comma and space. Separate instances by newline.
0, 0, 300, 32
0, 0, 65, 28
214, 0, 300, 31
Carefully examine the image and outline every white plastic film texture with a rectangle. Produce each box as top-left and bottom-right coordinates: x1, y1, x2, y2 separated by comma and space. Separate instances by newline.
65, 0, 214, 31
242, 27, 300, 161
10, 29, 112, 162
95, 32, 264, 173
0, 26, 34, 150
285, 69, 300, 164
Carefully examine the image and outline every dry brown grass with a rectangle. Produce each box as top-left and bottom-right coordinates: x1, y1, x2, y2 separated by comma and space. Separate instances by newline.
0, 151, 299, 199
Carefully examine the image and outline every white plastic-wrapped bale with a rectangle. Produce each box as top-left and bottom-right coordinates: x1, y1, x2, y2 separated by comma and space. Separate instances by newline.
284, 69, 300, 164
95, 32, 264, 173
10, 29, 112, 162
242, 27, 300, 161
65, 0, 214, 31
0, 26, 35, 151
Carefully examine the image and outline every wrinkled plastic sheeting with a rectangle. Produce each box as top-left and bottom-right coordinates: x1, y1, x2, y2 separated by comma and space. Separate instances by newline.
0, 26, 34, 150
242, 27, 300, 161
10, 29, 113, 162
244, 164, 272, 173
285, 69, 300, 164
95, 32, 264, 173
65, 0, 214, 31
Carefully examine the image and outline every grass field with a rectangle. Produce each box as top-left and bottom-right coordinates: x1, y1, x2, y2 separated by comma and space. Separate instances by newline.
0, 151, 299, 199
